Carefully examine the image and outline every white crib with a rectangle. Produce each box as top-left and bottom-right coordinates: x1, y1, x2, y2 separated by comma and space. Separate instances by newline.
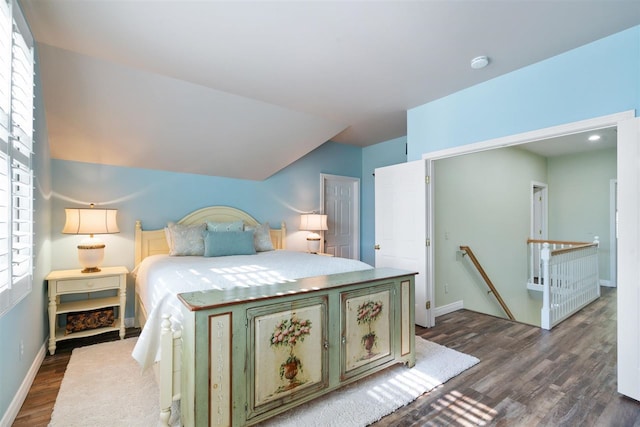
527, 238, 600, 330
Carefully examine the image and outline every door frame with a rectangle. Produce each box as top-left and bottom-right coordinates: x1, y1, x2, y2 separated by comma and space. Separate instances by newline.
531, 181, 548, 240
422, 110, 634, 323
609, 178, 617, 287
320, 173, 360, 259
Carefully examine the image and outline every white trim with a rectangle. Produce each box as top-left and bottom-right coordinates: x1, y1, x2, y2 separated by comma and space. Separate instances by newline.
1, 342, 46, 426
421, 111, 635, 161
425, 160, 435, 327
422, 110, 635, 332
434, 300, 464, 317
610, 179, 617, 287
601, 279, 613, 288
531, 181, 548, 240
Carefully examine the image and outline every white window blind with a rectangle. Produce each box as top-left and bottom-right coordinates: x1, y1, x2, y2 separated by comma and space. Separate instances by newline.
0, 0, 33, 318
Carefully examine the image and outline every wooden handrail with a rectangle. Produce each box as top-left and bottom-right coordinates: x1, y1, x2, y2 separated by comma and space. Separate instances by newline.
550, 242, 598, 256
527, 238, 592, 246
459, 245, 515, 321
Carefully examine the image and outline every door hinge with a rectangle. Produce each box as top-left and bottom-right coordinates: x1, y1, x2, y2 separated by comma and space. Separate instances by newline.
425, 175, 430, 184
426, 301, 431, 310
426, 238, 430, 247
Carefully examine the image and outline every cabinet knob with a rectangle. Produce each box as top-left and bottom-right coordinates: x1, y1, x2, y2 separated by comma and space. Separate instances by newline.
374, 244, 380, 250
341, 336, 346, 345
323, 341, 329, 350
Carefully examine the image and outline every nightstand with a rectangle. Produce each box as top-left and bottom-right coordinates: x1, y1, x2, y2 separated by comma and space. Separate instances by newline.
46, 266, 128, 355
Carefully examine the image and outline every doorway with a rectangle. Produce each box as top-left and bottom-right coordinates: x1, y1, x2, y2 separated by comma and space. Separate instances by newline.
423, 111, 633, 326
321, 174, 360, 259
531, 182, 548, 240
531, 182, 548, 280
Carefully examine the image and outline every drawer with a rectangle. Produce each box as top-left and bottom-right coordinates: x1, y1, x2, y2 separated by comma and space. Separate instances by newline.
56, 275, 121, 293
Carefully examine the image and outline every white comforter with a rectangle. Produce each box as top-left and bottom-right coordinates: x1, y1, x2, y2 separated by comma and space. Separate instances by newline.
132, 250, 372, 369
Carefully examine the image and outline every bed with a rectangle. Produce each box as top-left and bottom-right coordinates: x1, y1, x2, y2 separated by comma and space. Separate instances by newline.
132, 206, 416, 426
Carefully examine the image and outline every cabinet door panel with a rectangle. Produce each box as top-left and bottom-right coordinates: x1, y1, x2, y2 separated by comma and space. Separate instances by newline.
341, 284, 395, 380
247, 296, 328, 419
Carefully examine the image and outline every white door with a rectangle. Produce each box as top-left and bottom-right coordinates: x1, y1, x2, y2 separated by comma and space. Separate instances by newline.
531, 183, 548, 279
532, 183, 548, 240
617, 117, 640, 401
374, 160, 431, 327
322, 174, 360, 259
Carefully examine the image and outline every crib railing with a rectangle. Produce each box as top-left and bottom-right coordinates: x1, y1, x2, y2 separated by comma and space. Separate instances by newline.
528, 238, 600, 330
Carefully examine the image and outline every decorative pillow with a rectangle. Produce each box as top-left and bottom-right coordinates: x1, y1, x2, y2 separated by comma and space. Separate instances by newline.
165, 222, 206, 256
244, 222, 274, 252
204, 230, 256, 257
206, 220, 244, 232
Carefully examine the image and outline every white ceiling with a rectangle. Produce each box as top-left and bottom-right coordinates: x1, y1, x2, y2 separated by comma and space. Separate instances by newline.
20, 1, 640, 180
520, 127, 617, 158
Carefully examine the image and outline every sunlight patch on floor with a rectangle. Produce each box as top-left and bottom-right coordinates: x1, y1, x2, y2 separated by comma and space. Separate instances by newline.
430, 390, 498, 426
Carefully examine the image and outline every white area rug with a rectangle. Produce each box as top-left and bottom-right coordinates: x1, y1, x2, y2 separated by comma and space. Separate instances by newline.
49, 338, 161, 427
49, 337, 479, 427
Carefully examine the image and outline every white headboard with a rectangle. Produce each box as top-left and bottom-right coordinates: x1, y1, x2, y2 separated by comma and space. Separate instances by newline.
134, 206, 286, 266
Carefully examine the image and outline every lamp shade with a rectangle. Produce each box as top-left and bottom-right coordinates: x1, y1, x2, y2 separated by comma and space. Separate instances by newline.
299, 214, 328, 231
62, 207, 119, 273
62, 208, 119, 235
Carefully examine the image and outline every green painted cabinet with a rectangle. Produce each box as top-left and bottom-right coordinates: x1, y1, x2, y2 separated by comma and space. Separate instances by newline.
178, 268, 416, 426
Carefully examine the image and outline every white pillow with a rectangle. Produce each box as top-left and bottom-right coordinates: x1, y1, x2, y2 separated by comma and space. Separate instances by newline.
245, 222, 274, 252
165, 222, 206, 256
206, 220, 244, 232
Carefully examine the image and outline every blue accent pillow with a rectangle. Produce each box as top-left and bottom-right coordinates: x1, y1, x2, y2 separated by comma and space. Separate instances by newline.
204, 230, 256, 257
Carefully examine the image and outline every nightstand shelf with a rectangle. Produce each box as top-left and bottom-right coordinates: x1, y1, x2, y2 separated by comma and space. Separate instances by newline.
56, 296, 120, 314
46, 266, 128, 355
54, 324, 121, 342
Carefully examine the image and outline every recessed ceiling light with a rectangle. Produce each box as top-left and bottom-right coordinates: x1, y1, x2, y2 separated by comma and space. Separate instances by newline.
471, 56, 489, 69
588, 134, 601, 142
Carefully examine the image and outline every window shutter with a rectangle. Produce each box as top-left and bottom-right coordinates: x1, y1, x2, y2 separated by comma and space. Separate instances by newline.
0, 0, 33, 317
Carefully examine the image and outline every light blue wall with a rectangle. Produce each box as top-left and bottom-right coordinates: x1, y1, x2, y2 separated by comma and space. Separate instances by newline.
0, 49, 52, 421
4, 20, 639, 425
51, 141, 363, 318
361, 137, 407, 265
408, 26, 640, 159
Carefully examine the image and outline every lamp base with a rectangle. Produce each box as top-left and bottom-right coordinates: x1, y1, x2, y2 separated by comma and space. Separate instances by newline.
78, 236, 106, 273
306, 233, 321, 254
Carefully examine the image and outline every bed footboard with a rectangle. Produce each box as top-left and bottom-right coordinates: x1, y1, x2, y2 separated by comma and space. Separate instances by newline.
158, 314, 182, 426
178, 268, 416, 426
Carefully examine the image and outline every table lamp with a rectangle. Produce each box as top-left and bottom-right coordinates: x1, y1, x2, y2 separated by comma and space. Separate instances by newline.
299, 214, 328, 253
62, 204, 119, 273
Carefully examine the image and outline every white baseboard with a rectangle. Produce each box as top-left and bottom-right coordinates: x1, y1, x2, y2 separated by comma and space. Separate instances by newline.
1, 342, 46, 427
434, 300, 464, 318
600, 279, 615, 288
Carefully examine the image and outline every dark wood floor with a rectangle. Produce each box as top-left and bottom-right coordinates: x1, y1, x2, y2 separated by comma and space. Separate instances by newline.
374, 287, 640, 426
13, 287, 638, 426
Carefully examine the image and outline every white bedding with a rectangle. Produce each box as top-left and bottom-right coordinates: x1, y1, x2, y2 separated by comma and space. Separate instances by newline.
132, 250, 373, 370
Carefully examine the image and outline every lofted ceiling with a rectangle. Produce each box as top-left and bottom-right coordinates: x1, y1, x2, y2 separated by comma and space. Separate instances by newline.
20, 1, 640, 180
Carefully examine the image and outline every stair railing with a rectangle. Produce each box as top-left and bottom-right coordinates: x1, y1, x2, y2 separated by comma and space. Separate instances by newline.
459, 245, 515, 321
